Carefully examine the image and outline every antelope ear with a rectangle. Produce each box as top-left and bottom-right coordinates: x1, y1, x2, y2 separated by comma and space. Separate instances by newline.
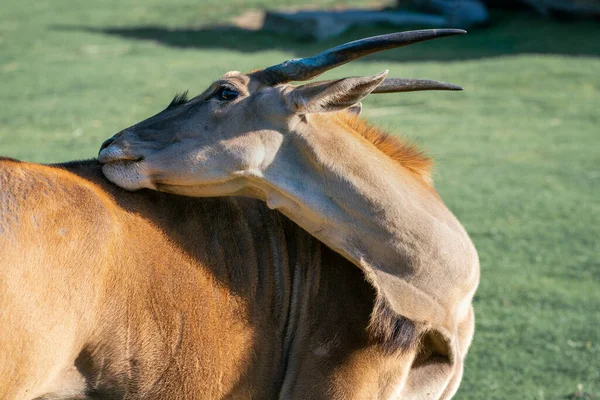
347, 102, 363, 116
289, 71, 388, 114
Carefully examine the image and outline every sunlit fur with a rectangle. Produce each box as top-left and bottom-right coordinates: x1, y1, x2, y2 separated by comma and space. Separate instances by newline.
336, 112, 434, 185
0, 158, 423, 398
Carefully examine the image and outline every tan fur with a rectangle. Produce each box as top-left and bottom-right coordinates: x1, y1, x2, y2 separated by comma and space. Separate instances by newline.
1, 158, 431, 399
335, 112, 434, 185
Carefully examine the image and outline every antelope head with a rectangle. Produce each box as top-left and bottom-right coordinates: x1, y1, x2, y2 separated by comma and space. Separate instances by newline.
98, 29, 464, 198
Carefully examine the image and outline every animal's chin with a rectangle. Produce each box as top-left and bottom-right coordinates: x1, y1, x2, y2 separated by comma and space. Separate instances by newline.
101, 161, 156, 191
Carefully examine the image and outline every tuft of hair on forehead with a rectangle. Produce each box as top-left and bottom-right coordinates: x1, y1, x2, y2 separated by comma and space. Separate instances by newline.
167, 91, 190, 109
336, 112, 433, 185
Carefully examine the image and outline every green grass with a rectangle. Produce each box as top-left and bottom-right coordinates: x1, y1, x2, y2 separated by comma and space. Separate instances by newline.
1, 1, 599, 398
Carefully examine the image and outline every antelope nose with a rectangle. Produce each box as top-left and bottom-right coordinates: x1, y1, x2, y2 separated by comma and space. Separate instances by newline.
99, 136, 116, 152
98, 146, 126, 164
99, 130, 125, 152
98, 131, 141, 164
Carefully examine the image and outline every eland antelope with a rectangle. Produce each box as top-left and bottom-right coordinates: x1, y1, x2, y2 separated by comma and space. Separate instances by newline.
1, 30, 479, 399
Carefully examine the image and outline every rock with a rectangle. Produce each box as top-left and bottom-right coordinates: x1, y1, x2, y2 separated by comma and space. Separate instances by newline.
263, 9, 449, 41
261, 0, 492, 42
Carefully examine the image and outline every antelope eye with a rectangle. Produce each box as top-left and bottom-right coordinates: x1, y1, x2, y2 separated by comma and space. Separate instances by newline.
217, 86, 239, 101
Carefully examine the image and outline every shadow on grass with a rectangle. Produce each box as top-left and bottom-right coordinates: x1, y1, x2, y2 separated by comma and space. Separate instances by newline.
55, 11, 600, 62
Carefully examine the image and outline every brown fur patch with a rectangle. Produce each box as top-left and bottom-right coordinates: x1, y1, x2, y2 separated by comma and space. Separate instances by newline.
336, 113, 434, 185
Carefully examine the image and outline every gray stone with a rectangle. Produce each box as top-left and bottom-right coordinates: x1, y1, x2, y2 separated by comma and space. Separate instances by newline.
263, 9, 449, 41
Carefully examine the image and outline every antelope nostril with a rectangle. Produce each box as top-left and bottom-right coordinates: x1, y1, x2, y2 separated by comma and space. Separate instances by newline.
100, 137, 115, 152
99, 130, 127, 152
97, 130, 144, 164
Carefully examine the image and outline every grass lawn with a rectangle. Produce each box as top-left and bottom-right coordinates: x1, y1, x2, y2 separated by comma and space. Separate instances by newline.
1, 1, 599, 398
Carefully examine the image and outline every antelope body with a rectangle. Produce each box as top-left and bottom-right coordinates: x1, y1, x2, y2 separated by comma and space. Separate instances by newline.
1, 158, 417, 399
1, 30, 479, 399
